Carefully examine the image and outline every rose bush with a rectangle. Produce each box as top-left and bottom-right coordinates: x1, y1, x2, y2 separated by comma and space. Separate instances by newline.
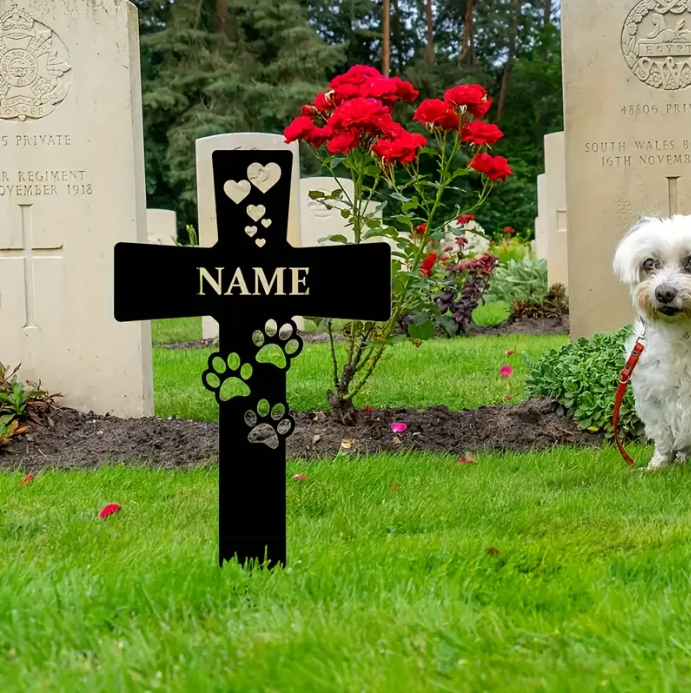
285, 65, 512, 423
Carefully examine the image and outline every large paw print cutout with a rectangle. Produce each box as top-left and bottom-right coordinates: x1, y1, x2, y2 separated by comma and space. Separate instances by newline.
244, 400, 295, 449
202, 352, 253, 404
253, 319, 303, 370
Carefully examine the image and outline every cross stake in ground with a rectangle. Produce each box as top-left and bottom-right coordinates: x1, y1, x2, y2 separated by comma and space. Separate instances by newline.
114, 150, 391, 567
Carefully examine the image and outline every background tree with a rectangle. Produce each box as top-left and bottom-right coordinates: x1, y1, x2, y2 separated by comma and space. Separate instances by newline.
135, 0, 564, 236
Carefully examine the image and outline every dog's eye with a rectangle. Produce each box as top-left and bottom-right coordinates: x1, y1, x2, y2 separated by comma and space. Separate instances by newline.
642, 258, 657, 272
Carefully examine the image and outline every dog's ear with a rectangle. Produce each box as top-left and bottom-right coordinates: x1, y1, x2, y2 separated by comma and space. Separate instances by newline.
613, 217, 655, 285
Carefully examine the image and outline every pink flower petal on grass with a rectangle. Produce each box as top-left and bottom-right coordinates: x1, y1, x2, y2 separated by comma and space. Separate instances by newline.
19, 474, 34, 487
390, 422, 408, 434
499, 365, 513, 378
293, 474, 309, 482
98, 504, 121, 519
459, 456, 477, 465
505, 349, 514, 357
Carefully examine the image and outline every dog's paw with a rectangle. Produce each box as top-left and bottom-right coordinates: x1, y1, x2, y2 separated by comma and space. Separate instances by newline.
647, 452, 675, 471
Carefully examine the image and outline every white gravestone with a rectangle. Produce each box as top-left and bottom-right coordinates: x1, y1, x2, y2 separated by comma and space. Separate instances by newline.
0, 0, 152, 417
300, 176, 391, 249
563, 0, 691, 338
544, 132, 568, 288
197, 133, 302, 339
146, 209, 177, 245
534, 174, 549, 261
300, 177, 355, 246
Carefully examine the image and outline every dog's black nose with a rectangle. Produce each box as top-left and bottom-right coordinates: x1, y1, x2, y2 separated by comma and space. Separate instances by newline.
655, 284, 677, 304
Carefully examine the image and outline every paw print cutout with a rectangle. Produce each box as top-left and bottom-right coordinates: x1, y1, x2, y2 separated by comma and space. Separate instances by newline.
253, 319, 303, 370
202, 352, 253, 404
244, 400, 295, 449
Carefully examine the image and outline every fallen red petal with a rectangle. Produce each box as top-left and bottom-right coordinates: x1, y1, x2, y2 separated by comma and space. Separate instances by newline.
98, 503, 122, 519
390, 422, 408, 434
458, 456, 477, 465
19, 473, 34, 487
293, 474, 309, 482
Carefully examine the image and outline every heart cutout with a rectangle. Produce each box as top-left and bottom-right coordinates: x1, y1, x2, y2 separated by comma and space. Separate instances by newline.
248, 162, 281, 194
245, 225, 258, 237
224, 179, 251, 204
255, 238, 267, 248
261, 218, 272, 229
247, 204, 266, 222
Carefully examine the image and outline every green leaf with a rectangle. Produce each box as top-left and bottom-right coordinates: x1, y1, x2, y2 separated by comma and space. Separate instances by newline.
318, 234, 348, 244
389, 192, 411, 203
308, 190, 326, 200
408, 320, 435, 341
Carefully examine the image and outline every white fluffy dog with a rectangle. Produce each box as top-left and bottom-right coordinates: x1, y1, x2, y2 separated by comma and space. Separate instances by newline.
614, 215, 691, 469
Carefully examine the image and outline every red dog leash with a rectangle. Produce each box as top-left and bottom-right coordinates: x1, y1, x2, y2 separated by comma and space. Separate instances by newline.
613, 337, 646, 467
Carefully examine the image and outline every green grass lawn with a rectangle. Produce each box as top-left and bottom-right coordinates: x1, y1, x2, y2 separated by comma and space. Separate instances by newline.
7, 321, 671, 691
8, 446, 691, 692
154, 333, 566, 420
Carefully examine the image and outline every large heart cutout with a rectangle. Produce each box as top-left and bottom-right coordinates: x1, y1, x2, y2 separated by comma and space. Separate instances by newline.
224, 179, 251, 204
245, 225, 258, 238
255, 238, 266, 248
248, 162, 281, 194
247, 204, 266, 222
261, 218, 272, 229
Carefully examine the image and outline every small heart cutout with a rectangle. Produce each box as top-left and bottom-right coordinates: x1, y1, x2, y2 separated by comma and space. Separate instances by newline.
224, 179, 251, 204
245, 225, 257, 237
247, 204, 266, 222
248, 162, 281, 193
261, 218, 272, 229
255, 238, 267, 248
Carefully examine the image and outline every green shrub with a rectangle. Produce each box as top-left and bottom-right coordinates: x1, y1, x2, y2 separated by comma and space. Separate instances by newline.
525, 327, 644, 441
0, 363, 57, 449
489, 237, 532, 264
485, 255, 548, 304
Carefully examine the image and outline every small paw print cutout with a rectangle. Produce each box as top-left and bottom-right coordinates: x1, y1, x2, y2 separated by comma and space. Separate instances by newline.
245, 400, 295, 449
253, 319, 303, 370
202, 352, 253, 404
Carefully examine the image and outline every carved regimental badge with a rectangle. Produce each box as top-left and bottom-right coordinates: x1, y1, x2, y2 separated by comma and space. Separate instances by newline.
622, 0, 691, 90
0, 5, 72, 121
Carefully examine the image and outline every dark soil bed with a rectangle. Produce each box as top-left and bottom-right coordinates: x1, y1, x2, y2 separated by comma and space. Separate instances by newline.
159, 316, 570, 350
467, 315, 569, 337
1, 399, 601, 471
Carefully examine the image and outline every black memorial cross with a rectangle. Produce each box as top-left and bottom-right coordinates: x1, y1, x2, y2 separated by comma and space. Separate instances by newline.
114, 150, 391, 567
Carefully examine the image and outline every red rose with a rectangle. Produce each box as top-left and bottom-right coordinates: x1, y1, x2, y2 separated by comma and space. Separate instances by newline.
503, 226, 515, 234
284, 115, 316, 144
420, 252, 437, 277
456, 214, 476, 225
375, 114, 407, 139
313, 92, 332, 113
391, 77, 419, 102
444, 84, 492, 119
371, 132, 427, 164
461, 121, 504, 146
469, 153, 513, 181
330, 65, 383, 89
413, 99, 460, 131
330, 98, 390, 131
327, 129, 361, 154
414, 223, 427, 235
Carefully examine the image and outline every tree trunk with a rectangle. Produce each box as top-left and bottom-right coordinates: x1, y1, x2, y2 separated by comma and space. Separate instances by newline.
425, 0, 435, 65
459, 0, 475, 64
544, 0, 552, 28
215, 0, 228, 37
382, 0, 391, 76
497, 0, 521, 123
